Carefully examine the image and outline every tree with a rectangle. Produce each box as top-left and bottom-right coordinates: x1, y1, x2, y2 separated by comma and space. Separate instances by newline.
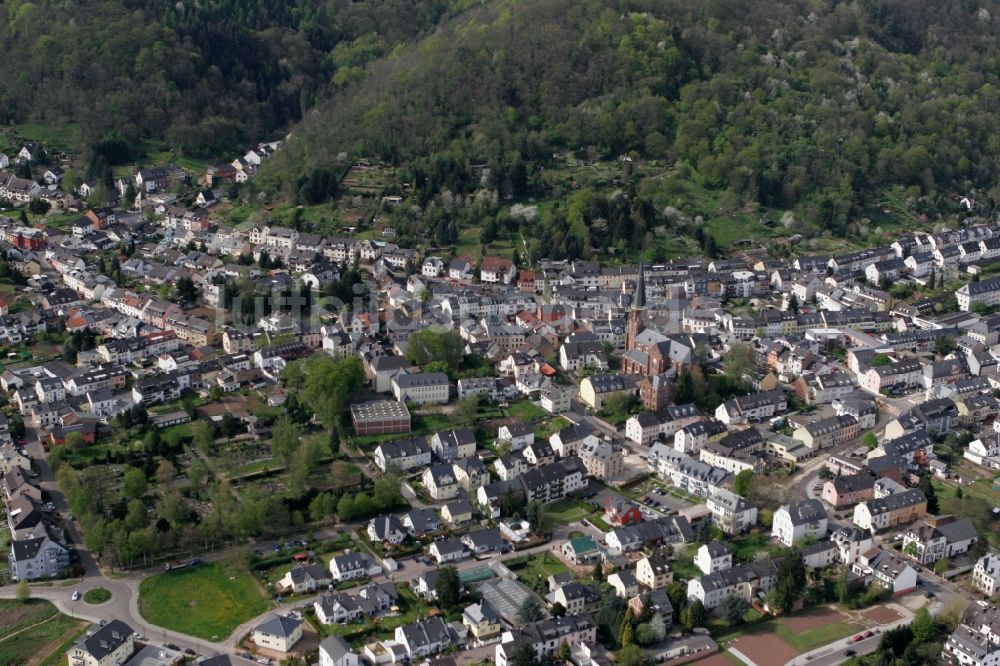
861, 431, 878, 450
934, 336, 957, 357
556, 640, 571, 661
635, 623, 656, 646
512, 643, 539, 666
121, 467, 148, 501
435, 565, 461, 609
517, 595, 544, 623
650, 613, 667, 641
871, 353, 891, 367
767, 549, 806, 613
733, 469, 755, 498
916, 474, 939, 514
717, 595, 749, 625
835, 567, 853, 604
933, 558, 950, 575
618, 608, 635, 647
15, 579, 29, 603
456, 394, 480, 424
64, 431, 86, 450
154, 460, 175, 486
593, 560, 603, 582
270, 416, 301, 467
404, 329, 464, 369
191, 420, 215, 452
666, 582, 688, 615
616, 645, 649, 666
817, 466, 834, 480
680, 599, 705, 632
722, 343, 754, 383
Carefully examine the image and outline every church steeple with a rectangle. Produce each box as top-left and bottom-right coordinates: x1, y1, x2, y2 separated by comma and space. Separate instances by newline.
626, 263, 646, 352
634, 262, 646, 310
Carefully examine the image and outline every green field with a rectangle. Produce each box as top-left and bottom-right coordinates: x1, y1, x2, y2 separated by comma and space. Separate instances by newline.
138, 560, 271, 640
774, 620, 859, 652
509, 552, 570, 585
13, 124, 82, 152
83, 587, 111, 604
506, 400, 547, 422
0, 599, 84, 666
545, 498, 592, 523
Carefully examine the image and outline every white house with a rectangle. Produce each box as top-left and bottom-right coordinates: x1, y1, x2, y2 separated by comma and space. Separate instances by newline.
771, 499, 828, 546
253, 614, 303, 653
974, 553, 1000, 597
329, 552, 382, 581
695, 542, 733, 575
319, 636, 359, 666
392, 372, 450, 405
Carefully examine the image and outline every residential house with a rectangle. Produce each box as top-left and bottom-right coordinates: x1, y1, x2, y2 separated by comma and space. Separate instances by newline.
973, 553, 1000, 597
901, 515, 979, 565
329, 552, 382, 582
319, 636, 359, 666
695, 543, 733, 575
635, 552, 673, 590
853, 489, 928, 532
707, 490, 758, 535
68, 620, 136, 666
772, 499, 828, 546
821, 473, 875, 509
253, 614, 304, 653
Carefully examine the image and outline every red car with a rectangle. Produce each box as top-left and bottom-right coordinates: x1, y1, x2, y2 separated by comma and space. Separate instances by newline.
852, 634, 864, 643
863, 631, 874, 638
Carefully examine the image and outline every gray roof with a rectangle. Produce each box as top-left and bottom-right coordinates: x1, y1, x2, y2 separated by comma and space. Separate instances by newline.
781, 499, 826, 526
75, 620, 134, 661
319, 635, 354, 663
255, 613, 302, 638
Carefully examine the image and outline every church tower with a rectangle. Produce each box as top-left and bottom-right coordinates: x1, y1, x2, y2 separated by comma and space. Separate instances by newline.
625, 263, 646, 351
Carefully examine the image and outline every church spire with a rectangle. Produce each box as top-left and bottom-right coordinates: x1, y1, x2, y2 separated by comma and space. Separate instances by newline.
634, 262, 646, 309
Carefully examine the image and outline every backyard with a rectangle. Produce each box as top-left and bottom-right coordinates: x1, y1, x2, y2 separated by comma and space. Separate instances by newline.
138, 560, 271, 640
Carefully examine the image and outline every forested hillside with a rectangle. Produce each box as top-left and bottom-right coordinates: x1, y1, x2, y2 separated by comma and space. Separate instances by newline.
259, 0, 1000, 253
0, 0, 464, 158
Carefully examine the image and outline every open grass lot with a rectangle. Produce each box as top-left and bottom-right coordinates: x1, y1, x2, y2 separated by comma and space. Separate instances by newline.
717, 606, 859, 657
0, 599, 85, 666
138, 560, 271, 640
508, 552, 569, 586
545, 498, 592, 523
13, 123, 82, 152
505, 400, 547, 422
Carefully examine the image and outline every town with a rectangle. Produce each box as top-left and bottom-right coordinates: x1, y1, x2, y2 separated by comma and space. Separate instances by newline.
0, 137, 999, 666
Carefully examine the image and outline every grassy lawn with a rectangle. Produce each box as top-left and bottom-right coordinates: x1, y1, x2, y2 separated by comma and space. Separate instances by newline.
83, 587, 111, 604
714, 610, 857, 654
730, 533, 780, 563
0, 599, 84, 666
138, 560, 271, 640
534, 416, 572, 440
546, 499, 592, 523
774, 620, 858, 652
508, 552, 570, 588
14, 123, 82, 151
506, 400, 547, 421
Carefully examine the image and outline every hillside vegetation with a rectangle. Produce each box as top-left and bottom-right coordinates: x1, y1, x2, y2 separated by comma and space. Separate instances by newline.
0, 0, 466, 158
258, 0, 1000, 256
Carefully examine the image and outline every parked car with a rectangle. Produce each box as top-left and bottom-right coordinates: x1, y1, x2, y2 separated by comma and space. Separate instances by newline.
844, 650, 856, 657
863, 631, 874, 638
851, 634, 864, 643
71, 591, 80, 601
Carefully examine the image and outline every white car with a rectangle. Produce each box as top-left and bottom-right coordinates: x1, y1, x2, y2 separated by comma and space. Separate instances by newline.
256, 659, 271, 665
71, 591, 80, 601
